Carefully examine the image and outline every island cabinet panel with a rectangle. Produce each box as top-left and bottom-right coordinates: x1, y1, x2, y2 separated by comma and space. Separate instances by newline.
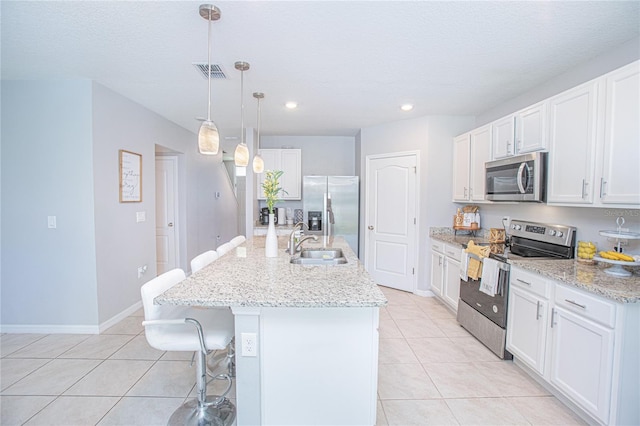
260, 307, 379, 425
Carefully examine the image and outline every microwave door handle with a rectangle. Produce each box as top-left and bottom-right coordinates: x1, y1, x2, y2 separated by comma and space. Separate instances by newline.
517, 162, 528, 194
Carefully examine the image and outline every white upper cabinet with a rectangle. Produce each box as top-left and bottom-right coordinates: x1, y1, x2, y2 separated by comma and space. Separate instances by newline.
515, 101, 548, 154
469, 125, 492, 201
452, 127, 491, 202
600, 61, 640, 205
492, 102, 547, 160
452, 133, 471, 201
547, 80, 600, 204
547, 60, 640, 208
491, 115, 516, 159
257, 149, 302, 200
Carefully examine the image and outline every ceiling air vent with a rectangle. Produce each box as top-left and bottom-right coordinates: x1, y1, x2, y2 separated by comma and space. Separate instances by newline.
193, 63, 227, 79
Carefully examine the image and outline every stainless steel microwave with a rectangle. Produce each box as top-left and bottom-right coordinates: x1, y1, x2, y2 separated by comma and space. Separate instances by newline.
485, 152, 547, 202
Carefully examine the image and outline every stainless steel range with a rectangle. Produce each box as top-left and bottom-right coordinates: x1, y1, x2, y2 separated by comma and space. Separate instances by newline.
457, 220, 577, 359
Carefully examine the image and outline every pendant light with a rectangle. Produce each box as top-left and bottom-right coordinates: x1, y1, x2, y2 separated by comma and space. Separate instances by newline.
252, 92, 265, 173
197, 4, 221, 155
234, 61, 250, 167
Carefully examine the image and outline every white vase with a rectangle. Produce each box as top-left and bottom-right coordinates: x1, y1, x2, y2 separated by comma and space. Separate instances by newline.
265, 213, 278, 257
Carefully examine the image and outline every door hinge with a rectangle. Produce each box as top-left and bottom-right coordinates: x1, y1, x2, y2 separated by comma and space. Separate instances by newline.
412, 267, 415, 275
413, 166, 417, 174
414, 218, 416, 225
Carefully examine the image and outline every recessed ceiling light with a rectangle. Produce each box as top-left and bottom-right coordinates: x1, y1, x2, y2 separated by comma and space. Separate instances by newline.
285, 101, 298, 109
400, 104, 414, 112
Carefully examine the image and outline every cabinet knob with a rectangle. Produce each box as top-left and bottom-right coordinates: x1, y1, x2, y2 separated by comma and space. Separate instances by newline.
368, 225, 374, 230
168, 222, 174, 227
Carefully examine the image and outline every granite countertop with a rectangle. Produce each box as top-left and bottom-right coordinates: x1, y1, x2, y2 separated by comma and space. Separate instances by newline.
430, 227, 640, 304
156, 236, 387, 308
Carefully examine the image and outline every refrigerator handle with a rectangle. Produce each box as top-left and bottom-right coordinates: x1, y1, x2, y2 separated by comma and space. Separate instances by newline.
326, 192, 335, 237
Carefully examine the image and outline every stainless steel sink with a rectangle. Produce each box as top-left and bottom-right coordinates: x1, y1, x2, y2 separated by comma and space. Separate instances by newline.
290, 248, 347, 265
300, 248, 344, 259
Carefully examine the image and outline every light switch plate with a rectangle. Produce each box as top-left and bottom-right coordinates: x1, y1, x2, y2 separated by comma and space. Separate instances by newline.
136, 211, 146, 222
47, 216, 57, 229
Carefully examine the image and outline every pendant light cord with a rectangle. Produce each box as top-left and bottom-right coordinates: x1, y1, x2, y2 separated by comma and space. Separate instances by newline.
257, 96, 261, 149
240, 68, 245, 145
206, 8, 212, 121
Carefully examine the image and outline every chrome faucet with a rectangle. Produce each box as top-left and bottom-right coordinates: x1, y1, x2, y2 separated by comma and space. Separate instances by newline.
294, 235, 318, 253
287, 222, 309, 254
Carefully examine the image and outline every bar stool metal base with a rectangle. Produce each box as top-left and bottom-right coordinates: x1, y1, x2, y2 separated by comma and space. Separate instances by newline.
168, 396, 235, 426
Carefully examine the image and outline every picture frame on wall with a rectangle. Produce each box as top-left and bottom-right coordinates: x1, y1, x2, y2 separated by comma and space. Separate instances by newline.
119, 149, 142, 202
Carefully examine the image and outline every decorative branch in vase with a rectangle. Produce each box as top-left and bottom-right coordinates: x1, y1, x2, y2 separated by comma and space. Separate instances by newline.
262, 170, 285, 257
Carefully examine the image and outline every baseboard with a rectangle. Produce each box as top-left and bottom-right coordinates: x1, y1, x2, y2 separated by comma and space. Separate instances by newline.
98, 300, 143, 333
0, 300, 143, 335
413, 289, 436, 297
0, 324, 100, 334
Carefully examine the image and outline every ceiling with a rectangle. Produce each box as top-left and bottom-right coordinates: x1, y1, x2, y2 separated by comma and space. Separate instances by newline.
2, 1, 639, 150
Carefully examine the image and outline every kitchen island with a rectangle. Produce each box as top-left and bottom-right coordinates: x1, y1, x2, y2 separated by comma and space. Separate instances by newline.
156, 236, 387, 426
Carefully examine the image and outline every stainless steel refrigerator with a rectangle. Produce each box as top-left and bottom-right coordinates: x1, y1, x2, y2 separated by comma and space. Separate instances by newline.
303, 176, 359, 254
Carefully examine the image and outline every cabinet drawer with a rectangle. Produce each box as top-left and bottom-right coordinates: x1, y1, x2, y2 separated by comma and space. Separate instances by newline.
554, 284, 616, 328
510, 267, 550, 299
444, 244, 462, 261
431, 240, 445, 253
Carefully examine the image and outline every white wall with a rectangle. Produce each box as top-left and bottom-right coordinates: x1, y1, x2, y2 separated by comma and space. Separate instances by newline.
359, 115, 475, 293
1, 80, 99, 330
1, 80, 238, 331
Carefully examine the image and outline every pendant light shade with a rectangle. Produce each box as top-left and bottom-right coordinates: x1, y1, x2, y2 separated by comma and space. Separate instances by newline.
198, 120, 219, 155
198, 4, 221, 155
252, 92, 265, 173
253, 154, 264, 173
234, 61, 250, 167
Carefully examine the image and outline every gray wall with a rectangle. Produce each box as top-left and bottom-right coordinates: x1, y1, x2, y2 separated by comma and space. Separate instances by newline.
1, 80, 238, 331
2, 80, 99, 329
257, 135, 356, 213
359, 115, 475, 293
467, 36, 640, 251
475, 37, 640, 128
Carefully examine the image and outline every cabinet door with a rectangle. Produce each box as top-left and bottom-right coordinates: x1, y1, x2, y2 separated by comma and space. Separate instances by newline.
547, 81, 600, 204
257, 149, 280, 200
442, 258, 461, 311
452, 133, 470, 201
470, 125, 491, 201
492, 115, 515, 159
516, 101, 547, 154
280, 149, 301, 200
601, 61, 640, 205
549, 306, 614, 424
430, 251, 444, 296
506, 287, 548, 375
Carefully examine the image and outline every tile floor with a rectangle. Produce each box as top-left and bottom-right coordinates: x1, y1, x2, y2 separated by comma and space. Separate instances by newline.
1, 286, 586, 425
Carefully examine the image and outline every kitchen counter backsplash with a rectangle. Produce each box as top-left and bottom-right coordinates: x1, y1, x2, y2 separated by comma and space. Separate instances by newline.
430, 227, 640, 304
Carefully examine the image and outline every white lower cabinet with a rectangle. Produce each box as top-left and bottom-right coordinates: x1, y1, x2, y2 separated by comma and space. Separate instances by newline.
507, 285, 548, 375
430, 250, 444, 297
549, 304, 614, 423
507, 266, 639, 425
429, 240, 461, 311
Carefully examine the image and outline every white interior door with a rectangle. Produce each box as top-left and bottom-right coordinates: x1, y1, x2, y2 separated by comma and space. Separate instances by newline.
365, 153, 417, 292
156, 156, 179, 275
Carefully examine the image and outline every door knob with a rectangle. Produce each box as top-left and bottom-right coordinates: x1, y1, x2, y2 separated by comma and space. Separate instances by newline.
368, 225, 374, 230
168, 222, 174, 227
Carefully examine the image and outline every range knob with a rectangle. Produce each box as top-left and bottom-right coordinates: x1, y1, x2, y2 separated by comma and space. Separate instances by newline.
556, 231, 564, 237
549, 230, 556, 236
515, 224, 522, 230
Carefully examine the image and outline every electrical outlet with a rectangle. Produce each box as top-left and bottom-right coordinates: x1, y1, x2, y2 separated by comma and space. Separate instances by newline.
502, 216, 511, 228
137, 265, 148, 278
241, 332, 257, 357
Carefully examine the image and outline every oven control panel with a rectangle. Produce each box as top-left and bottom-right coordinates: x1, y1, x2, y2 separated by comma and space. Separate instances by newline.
509, 220, 576, 247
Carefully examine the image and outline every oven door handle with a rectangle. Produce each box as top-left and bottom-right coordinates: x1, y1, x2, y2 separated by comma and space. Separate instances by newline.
517, 162, 529, 194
